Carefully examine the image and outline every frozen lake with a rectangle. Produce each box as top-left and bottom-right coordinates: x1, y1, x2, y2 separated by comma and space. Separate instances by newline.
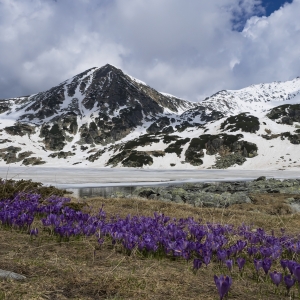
1, 166, 300, 188
2, 166, 300, 199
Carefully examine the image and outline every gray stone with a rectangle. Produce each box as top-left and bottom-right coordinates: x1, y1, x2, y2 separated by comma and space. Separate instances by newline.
285, 197, 295, 204
173, 195, 184, 203
148, 194, 158, 200
255, 176, 266, 181
0, 269, 26, 280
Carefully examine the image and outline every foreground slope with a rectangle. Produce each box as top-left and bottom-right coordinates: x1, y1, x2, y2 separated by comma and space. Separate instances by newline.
0, 65, 300, 169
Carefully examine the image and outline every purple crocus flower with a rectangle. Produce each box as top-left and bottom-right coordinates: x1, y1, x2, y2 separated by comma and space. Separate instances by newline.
280, 259, 289, 271
214, 275, 232, 300
262, 258, 272, 275
254, 259, 262, 272
269, 271, 283, 287
204, 255, 211, 267
293, 265, 300, 283
193, 258, 202, 270
247, 246, 258, 257
260, 246, 272, 258
217, 249, 227, 262
29, 228, 38, 236
236, 240, 247, 252
236, 257, 246, 271
287, 260, 297, 275
225, 259, 233, 272
284, 274, 296, 291
271, 245, 282, 260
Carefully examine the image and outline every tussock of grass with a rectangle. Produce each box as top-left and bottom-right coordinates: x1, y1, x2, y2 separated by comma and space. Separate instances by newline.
0, 178, 70, 200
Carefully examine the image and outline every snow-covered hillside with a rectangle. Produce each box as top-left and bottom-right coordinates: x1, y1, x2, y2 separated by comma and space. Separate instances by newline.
0, 64, 300, 170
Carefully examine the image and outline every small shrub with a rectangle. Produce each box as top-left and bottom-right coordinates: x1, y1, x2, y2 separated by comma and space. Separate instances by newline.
265, 128, 272, 134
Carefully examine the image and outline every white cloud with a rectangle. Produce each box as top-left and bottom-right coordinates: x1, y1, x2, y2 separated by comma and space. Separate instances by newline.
0, 0, 299, 103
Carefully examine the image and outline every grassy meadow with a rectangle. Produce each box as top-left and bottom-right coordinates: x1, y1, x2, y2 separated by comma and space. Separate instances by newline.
1, 179, 300, 300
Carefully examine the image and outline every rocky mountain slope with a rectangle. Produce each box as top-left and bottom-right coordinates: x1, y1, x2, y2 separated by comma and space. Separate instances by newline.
0, 64, 300, 169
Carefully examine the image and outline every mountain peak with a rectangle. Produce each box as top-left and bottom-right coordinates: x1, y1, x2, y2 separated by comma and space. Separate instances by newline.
100, 63, 121, 73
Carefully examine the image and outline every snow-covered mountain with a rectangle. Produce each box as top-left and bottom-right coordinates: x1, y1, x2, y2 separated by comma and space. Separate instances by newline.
0, 64, 300, 170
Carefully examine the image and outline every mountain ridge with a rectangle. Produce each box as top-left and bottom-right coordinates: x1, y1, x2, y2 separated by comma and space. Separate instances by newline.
0, 64, 300, 170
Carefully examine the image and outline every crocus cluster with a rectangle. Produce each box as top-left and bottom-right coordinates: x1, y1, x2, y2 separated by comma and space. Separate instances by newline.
1, 191, 300, 298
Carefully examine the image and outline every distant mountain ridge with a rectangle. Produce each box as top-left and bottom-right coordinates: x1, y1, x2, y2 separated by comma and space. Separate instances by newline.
0, 64, 300, 170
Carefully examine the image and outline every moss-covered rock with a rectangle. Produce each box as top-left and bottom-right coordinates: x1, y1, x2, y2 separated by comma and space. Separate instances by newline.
185, 138, 204, 166
22, 157, 46, 166
4, 123, 35, 137
0, 146, 21, 163
40, 123, 66, 151
0, 147, 33, 164
48, 151, 76, 159
213, 153, 247, 168
122, 151, 153, 167
267, 104, 300, 125
122, 134, 160, 150
280, 132, 300, 144
220, 113, 260, 133
87, 149, 106, 162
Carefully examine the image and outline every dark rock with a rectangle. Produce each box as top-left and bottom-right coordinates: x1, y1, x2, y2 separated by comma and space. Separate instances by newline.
185, 138, 204, 166
48, 151, 75, 159
267, 104, 300, 124
121, 151, 153, 168
220, 113, 260, 133
138, 189, 156, 198
255, 176, 266, 181
122, 134, 160, 150
165, 138, 190, 157
4, 123, 35, 137
147, 116, 171, 134
213, 153, 246, 169
0, 146, 32, 164
22, 157, 46, 165
162, 126, 174, 134
40, 123, 66, 151
87, 149, 106, 162
266, 189, 280, 193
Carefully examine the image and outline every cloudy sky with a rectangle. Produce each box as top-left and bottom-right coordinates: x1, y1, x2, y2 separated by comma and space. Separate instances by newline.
0, 0, 298, 102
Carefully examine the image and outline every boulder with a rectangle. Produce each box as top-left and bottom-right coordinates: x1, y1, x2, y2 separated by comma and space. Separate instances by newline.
0, 269, 26, 280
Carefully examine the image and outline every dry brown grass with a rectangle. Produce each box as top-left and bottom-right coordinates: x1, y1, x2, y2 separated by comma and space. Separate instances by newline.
1, 194, 300, 299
